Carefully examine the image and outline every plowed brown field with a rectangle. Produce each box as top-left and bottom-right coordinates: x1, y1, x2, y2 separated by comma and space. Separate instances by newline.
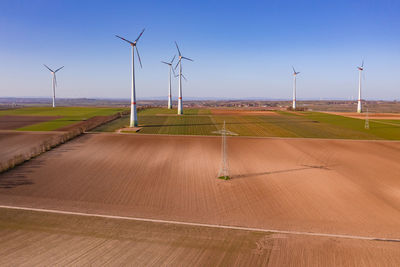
1, 207, 399, 266
0, 115, 60, 130
0, 208, 271, 266
0, 131, 66, 174
1, 134, 400, 240
267, 234, 400, 266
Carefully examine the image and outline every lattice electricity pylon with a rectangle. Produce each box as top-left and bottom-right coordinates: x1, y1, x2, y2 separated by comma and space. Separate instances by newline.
365, 108, 369, 129
212, 121, 238, 180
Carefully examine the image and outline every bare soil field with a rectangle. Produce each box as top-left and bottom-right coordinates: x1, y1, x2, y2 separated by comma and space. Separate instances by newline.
0, 115, 60, 130
1, 208, 399, 266
0, 131, 67, 174
0, 134, 400, 241
211, 109, 279, 115
267, 234, 400, 266
0, 208, 271, 266
327, 111, 400, 120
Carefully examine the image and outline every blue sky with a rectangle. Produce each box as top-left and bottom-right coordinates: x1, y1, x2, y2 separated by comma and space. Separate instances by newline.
0, 0, 399, 100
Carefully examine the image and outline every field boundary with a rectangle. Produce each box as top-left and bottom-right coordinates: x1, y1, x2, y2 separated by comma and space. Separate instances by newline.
0, 112, 126, 174
0, 130, 84, 173
1, 205, 399, 243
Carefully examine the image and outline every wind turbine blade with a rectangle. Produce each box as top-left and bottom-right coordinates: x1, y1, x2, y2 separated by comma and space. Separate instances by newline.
170, 54, 176, 64
174, 59, 181, 70
361, 60, 364, 68
181, 74, 187, 81
55, 66, 64, 73
115, 35, 134, 45
175, 41, 181, 56
44, 64, 54, 72
161, 61, 170, 65
292, 66, 296, 73
172, 66, 176, 77
181, 56, 193, 62
135, 46, 143, 68
135, 28, 145, 43
297, 72, 300, 75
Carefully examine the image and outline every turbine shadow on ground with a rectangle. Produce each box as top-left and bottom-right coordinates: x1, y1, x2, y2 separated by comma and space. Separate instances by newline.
231, 165, 331, 179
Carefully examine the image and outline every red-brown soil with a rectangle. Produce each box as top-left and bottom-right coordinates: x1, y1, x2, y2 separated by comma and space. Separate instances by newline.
267, 234, 400, 266
0, 207, 271, 266
1, 207, 398, 266
0, 115, 60, 130
0, 131, 67, 173
0, 134, 399, 240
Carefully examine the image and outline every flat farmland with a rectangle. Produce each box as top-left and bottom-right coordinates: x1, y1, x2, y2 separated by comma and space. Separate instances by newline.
1, 208, 399, 266
327, 111, 400, 120
0, 131, 67, 174
266, 233, 400, 266
0, 115, 61, 130
93, 108, 400, 140
0, 208, 271, 266
1, 134, 400, 239
0, 107, 126, 131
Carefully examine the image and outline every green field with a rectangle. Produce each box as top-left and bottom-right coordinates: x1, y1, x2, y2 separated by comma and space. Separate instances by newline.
0, 107, 127, 131
93, 108, 400, 140
93, 108, 217, 135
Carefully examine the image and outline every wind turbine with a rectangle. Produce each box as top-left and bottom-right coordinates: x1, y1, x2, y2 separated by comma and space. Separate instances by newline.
292, 66, 300, 110
161, 55, 176, 109
357, 60, 364, 113
43, 64, 64, 108
116, 28, 145, 127
174, 42, 193, 115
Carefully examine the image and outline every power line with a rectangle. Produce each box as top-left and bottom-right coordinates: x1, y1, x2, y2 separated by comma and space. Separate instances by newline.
212, 121, 237, 180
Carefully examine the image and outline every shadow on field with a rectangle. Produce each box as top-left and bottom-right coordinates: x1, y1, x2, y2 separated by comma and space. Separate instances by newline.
232, 165, 330, 179
0, 160, 44, 189
0, 136, 86, 189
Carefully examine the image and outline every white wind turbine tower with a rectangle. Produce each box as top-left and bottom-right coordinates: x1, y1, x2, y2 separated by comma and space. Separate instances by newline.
357, 60, 364, 113
161, 55, 176, 109
43, 65, 64, 108
292, 66, 300, 110
116, 29, 145, 127
174, 42, 193, 115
